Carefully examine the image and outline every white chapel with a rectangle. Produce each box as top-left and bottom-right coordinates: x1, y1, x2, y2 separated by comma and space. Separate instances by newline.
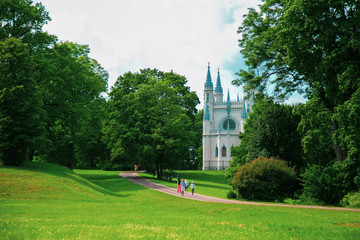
202, 63, 255, 170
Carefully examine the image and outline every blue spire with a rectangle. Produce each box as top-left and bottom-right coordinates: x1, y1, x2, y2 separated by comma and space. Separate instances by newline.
226, 90, 231, 108
237, 93, 240, 102
241, 98, 248, 119
204, 103, 210, 120
214, 68, 223, 95
204, 63, 213, 90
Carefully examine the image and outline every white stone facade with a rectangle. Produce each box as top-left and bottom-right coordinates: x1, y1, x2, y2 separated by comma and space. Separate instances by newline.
202, 65, 253, 170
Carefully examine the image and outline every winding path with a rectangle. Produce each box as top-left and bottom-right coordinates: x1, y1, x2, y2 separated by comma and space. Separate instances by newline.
120, 171, 360, 212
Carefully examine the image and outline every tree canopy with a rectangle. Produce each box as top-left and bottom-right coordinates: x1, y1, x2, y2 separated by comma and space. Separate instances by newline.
104, 69, 199, 177
233, 0, 360, 162
0, 0, 108, 167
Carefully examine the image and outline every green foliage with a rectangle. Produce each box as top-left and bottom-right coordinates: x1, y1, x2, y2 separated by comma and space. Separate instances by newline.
234, 0, 360, 162
0, 38, 44, 165
104, 69, 199, 177
293, 98, 335, 166
333, 88, 360, 187
301, 162, 351, 205
231, 156, 298, 202
0, 0, 51, 42
226, 189, 237, 199
0, 0, 109, 169
341, 192, 360, 209
38, 42, 108, 169
228, 98, 302, 181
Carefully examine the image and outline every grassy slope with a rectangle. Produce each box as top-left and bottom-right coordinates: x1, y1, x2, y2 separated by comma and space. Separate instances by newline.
0, 162, 359, 239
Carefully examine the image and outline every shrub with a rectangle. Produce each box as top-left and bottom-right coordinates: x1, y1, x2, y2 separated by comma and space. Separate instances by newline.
227, 190, 238, 199
231, 156, 298, 202
341, 192, 360, 208
300, 162, 351, 205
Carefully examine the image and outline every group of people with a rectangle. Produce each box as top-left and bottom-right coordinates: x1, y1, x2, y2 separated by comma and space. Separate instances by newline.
177, 177, 195, 197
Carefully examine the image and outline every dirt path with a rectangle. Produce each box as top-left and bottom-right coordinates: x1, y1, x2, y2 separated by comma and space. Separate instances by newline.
120, 171, 360, 212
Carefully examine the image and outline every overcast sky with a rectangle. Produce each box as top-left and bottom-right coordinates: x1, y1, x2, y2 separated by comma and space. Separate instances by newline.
35, 0, 304, 107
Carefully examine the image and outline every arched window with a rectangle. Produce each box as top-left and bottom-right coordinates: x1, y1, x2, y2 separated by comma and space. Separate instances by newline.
222, 146, 226, 157
223, 119, 236, 130
215, 146, 218, 157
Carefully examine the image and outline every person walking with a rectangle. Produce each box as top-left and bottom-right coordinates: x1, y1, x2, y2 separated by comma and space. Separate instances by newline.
177, 178, 181, 193
190, 181, 195, 196
180, 179, 185, 197
185, 179, 189, 193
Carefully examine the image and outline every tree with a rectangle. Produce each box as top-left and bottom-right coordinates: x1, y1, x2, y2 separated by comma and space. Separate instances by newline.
104, 69, 199, 177
38, 42, 108, 169
0, 0, 51, 42
228, 97, 302, 179
0, 38, 44, 165
233, 0, 360, 162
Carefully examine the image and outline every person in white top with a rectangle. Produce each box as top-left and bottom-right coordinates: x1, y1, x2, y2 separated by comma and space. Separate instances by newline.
185, 179, 189, 192
190, 181, 195, 196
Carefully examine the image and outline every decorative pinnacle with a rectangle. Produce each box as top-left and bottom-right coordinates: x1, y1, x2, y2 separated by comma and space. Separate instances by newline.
208, 62, 210, 67
218, 67, 220, 72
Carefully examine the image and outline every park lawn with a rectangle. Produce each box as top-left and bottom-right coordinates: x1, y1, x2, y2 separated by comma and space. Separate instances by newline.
138, 170, 232, 199
0, 162, 360, 239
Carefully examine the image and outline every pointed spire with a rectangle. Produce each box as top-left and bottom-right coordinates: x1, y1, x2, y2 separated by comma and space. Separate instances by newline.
214, 68, 223, 95
204, 62, 213, 90
204, 103, 210, 120
237, 93, 240, 102
226, 89, 231, 108
241, 98, 248, 119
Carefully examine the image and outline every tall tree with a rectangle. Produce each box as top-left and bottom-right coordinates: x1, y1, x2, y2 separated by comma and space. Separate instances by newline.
104, 69, 199, 177
233, 0, 360, 162
38, 42, 108, 169
0, 38, 44, 165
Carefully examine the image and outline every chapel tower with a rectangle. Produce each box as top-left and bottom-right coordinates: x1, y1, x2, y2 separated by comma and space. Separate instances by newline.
202, 63, 254, 170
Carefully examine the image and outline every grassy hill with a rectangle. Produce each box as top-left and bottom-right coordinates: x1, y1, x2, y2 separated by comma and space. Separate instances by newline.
1, 162, 360, 239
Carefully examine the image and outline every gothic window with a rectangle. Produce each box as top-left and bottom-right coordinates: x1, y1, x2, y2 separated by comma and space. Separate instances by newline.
223, 119, 236, 130
222, 146, 226, 157
206, 93, 209, 102
215, 147, 218, 157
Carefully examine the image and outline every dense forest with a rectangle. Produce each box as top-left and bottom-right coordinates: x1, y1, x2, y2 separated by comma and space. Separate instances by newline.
1, 0, 359, 207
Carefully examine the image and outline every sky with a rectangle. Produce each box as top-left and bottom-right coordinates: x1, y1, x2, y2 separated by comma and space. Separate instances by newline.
35, 0, 305, 107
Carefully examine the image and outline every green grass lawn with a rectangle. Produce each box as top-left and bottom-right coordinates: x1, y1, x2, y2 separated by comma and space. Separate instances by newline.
1, 162, 360, 239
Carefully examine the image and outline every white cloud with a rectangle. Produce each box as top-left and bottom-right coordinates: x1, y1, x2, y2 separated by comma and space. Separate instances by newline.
37, 0, 268, 107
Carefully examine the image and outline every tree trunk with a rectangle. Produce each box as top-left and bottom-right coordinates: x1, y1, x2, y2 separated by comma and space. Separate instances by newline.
155, 158, 160, 179
330, 119, 347, 162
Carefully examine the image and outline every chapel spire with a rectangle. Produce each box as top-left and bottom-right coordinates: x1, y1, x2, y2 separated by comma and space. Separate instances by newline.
214, 68, 223, 102
214, 68, 223, 94
204, 62, 213, 90
241, 98, 248, 119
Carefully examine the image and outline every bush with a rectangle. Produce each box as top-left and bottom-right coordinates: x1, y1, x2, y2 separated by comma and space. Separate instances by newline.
231, 156, 298, 202
300, 162, 351, 205
341, 192, 360, 208
227, 190, 238, 199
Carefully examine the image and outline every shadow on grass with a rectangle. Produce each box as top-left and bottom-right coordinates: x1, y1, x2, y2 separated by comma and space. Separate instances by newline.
3, 161, 138, 198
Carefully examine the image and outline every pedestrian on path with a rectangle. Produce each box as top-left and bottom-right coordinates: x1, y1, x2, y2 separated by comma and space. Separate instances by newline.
180, 179, 185, 197
185, 179, 189, 193
177, 178, 181, 193
191, 181, 195, 196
